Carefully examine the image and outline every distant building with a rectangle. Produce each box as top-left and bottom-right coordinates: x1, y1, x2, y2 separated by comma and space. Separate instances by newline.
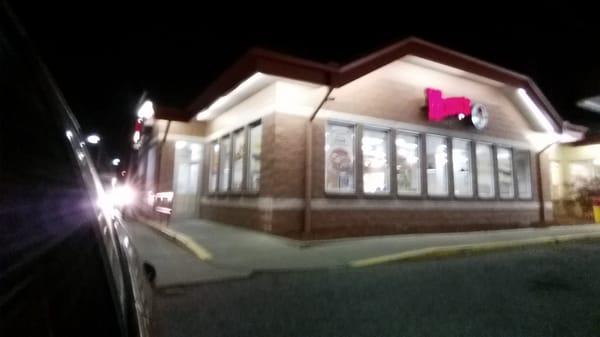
131, 37, 589, 238
546, 135, 600, 222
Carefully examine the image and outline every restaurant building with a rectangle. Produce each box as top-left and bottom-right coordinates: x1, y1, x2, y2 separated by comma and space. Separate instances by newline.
131, 37, 587, 237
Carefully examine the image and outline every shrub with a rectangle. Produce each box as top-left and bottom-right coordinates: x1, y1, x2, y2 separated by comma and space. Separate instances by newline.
573, 177, 600, 217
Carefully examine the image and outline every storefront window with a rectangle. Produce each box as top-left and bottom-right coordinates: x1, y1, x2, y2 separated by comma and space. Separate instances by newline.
497, 147, 514, 199
476, 143, 495, 198
208, 141, 219, 193
514, 150, 532, 199
219, 136, 231, 192
396, 132, 420, 195
452, 138, 473, 197
362, 128, 390, 194
231, 129, 245, 192
325, 122, 355, 193
426, 134, 448, 196
247, 123, 262, 192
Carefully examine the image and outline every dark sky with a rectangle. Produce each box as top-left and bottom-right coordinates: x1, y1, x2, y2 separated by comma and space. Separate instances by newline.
9, 3, 600, 164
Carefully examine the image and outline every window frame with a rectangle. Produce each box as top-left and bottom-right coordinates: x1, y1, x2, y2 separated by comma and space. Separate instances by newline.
496, 145, 516, 200
361, 125, 392, 196
230, 127, 247, 195
217, 134, 232, 194
424, 133, 451, 199
514, 149, 534, 200
395, 129, 423, 199
451, 137, 476, 200
324, 120, 358, 196
316, 119, 539, 204
207, 140, 220, 194
205, 119, 262, 197
245, 120, 262, 195
473, 142, 498, 200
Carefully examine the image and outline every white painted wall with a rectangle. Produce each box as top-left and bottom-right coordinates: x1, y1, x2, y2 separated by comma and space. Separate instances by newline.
206, 82, 277, 139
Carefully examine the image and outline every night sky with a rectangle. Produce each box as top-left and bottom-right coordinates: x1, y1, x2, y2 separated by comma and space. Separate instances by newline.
9, 3, 600, 164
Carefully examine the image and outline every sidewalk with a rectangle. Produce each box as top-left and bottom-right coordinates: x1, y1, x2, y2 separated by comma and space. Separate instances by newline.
167, 219, 600, 270
127, 221, 249, 287
128, 216, 600, 287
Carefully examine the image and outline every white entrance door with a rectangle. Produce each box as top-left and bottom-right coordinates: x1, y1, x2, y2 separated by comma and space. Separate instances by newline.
172, 141, 203, 218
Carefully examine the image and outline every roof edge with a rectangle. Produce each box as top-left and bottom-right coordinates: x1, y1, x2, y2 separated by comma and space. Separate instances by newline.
180, 37, 568, 132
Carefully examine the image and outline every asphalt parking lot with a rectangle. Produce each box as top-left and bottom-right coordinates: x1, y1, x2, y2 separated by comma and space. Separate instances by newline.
154, 242, 600, 337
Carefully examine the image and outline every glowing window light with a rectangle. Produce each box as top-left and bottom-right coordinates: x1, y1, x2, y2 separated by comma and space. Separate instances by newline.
137, 100, 154, 119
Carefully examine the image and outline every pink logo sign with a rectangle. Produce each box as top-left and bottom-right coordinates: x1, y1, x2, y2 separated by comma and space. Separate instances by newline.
426, 88, 472, 122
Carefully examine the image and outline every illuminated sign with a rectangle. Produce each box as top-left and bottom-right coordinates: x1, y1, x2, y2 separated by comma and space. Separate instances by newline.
426, 88, 488, 130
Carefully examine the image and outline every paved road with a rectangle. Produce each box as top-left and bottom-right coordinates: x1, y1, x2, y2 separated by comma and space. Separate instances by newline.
154, 242, 600, 337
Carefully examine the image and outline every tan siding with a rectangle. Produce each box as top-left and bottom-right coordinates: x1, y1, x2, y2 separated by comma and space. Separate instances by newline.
325, 61, 533, 142
155, 119, 206, 137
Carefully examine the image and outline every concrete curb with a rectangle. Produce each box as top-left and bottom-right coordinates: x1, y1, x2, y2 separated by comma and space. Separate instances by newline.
139, 219, 213, 261
350, 231, 600, 267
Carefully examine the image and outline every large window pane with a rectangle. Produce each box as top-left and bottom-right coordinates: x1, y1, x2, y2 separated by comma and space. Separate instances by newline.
208, 141, 219, 192
325, 123, 355, 193
362, 129, 390, 194
514, 150, 532, 199
497, 147, 515, 199
396, 132, 420, 195
219, 136, 231, 192
232, 129, 245, 192
248, 123, 262, 192
476, 143, 495, 198
452, 138, 473, 197
426, 134, 448, 196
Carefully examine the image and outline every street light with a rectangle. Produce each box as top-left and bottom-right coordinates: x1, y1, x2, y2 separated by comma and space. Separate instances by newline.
112, 158, 121, 166
86, 134, 101, 144
137, 100, 154, 119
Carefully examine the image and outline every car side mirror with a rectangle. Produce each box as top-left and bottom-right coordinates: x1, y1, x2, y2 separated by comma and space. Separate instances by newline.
143, 262, 156, 286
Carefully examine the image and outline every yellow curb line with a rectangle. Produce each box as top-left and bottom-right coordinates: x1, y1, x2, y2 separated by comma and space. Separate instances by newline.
350, 232, 600, 268
142, 220, 213, 261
